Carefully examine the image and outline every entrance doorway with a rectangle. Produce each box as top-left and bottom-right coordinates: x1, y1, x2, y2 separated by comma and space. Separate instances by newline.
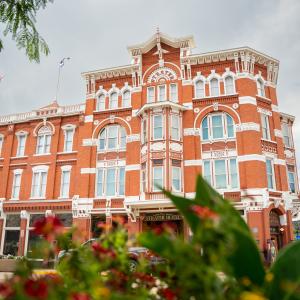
269, 210, 283, 250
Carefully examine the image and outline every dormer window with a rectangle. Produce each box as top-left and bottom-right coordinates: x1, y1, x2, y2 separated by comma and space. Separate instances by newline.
109, 92, 118, 109
195, 80, 205, 98
257, 79, 265, 97
36, 126, 52, 154
122, 90, 131, 107
210, 78, 219, 96
224, 76, 235, 95
97, 94, 106, 111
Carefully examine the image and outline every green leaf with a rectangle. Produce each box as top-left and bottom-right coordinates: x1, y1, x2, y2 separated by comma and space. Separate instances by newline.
267, 241, 300, 300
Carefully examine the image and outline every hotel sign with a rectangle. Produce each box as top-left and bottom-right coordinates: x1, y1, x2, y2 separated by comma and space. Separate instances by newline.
143, 213, 182, 222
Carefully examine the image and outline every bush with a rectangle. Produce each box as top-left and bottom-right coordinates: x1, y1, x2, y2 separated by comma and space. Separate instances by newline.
0, 176, 299, 300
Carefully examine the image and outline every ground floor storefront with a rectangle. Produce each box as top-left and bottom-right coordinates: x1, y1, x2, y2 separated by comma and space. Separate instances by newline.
0, 198, 296, 258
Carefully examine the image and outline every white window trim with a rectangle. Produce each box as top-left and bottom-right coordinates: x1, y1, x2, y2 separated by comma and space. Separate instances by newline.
209, 77, 220, 97
147, 86, 155, 103
152, 114, 164, 141
122, 90, 131, 107
203, 158, 240, 191
96, 93, 106, 111
171, 166, 182, 192
141, 118, 147, 145
30, 166, 49, 199
36, 128, 52, 155
109, 91, 119, 109
260, 113, 271, 141
11, 169, 23, 200
95, 166, 125, 198
170, 114, 181, 141
157, 84, 167, 102
59, 166, 72, 199
97, 125, 126, 152
201, 113, 235, 142
16, 132, 28, 157
256, 77, 266, 98
62, 124, 76, 153
224, 75, 236, 95
266, 158, 276, 191
152, 165, 164, 192
169, 83, 178, 102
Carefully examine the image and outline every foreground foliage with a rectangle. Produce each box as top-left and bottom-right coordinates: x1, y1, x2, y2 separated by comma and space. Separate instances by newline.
0, 176, 299, 299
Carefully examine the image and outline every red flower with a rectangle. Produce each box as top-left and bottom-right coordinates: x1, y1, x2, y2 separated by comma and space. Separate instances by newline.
161, 288, 177, 300
70, 292, 91, 300
0, 282, 14, 298
24, 279, 48, 299
91, 242, 116, 259
134, 272, 156, 286
190, 205, 218, 220
33, 216, 64, 241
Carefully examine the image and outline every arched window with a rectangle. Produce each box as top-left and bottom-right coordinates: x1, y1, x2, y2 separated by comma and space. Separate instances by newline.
195, 80, 205, 98
224, 76, 235, 95
210, 78, 219, 96
36, 126, 52, 154
201, 113, 235, 141
109, 92, 118, 109
97, 94, 106, 111
122, 90, 131, 107
257, 79, 265, 97
98, 125, 126, 151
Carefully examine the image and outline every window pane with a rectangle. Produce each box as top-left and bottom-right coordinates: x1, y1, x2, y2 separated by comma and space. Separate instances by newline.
158, 85, 166, 101
147, 87, 155, 103
153, 115, 163, 140
3, 230, 20, 256
106, 168, 116, 196
61, 170, 70, 197
170, 84, 178, 102
153, 167, 163, 191
212, 115, 224, 139
261, 114, 270, 140
99, 129, 106, 150
97, 94, 105, 110
225, 76, 234, 94
64, 130, 73, 152
110, 92, 118, 109
210, 78, 219, 96
31, 173, 39, 197
12, 174, 21, 199
203, 161, 211, 184
119, 167, 125, 195
266, 160, 274, 189
142, 119, 147, 144
45, 135, 51, 153
172, 167, 181, 191
41, 172, 47, 197
215, 160, 226, 189
288, 172, 295, 193
230, 159, 238, 188
123, 91, 130, 107
96, 169, 103, 197
108, 127, 118, 149
171, 115, 180, 140
195, 80, 205, 98
202, 117, 209, 140
226, 115, 234, 138
36, 135, 44, 154
120, 127, 126, 149
17, 135, 26, 156
257, 80, 265, 97
5, 215, 21, 227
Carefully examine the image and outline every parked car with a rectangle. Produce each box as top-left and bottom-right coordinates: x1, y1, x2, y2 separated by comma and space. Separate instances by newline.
57, 240, 165, 272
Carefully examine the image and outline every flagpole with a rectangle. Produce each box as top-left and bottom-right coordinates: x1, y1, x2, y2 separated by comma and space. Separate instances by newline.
55, 57, 70, 101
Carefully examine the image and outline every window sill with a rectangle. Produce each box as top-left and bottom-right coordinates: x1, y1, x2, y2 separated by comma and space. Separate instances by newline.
10, 198, 19, 201
94, 196, 125, 199
97, 149, 126, 154
93, 106, 132, 113
256, 95, 272, 102
201, 137, 236, 143
193, 93, 238, 100
33, 153, 51, 157
58, 196, 70, 200
11, 155, 28, 159
57, 151, 78, 155
29, 197, 46, 200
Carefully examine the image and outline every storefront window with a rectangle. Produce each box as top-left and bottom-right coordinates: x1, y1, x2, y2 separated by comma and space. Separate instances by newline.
3, 230, 20, 256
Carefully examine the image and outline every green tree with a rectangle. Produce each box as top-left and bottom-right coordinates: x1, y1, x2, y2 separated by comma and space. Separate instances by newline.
0, 0, 53, 62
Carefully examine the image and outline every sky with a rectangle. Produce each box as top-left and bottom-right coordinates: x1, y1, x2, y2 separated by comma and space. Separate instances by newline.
0, 0, 300, 161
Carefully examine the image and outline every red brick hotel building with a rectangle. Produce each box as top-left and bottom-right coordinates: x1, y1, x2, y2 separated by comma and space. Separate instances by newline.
0, 32, 299, 256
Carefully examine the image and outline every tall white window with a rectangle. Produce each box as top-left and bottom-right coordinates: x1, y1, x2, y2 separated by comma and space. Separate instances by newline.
12, 170, 22, 199
64, 129, 74, 152
60, 168, 71, 198
122, 90, 131, 107
171, 114, 180, 141
195, 80, 205, 98
153, 115, 163, 140
201, 113, 235, 141
158, 85, 166, 102
170, 84, 178, 102
97, 94, 106, 111
96, 167, 125, 197
266, 159, 275, 189
257, 79, 265, 97
224, 76, 235, 95
141, 119, 147, 144
153, 166, 163, 192
210, 78, 219, 97
109, 92, 118, 109
172, 167, 181, 192
147, 87, 155, 103
288, 171, 296, 193
203, 158, 239, 190
261, 114, 271, 140
98, 125, 126, 151
282, 123, 292, 148
36, 126, 52, 154
31, 168, 48, 198
0, 135, 3, 156
141, 163, 147, 193
16, 134, 26, 157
